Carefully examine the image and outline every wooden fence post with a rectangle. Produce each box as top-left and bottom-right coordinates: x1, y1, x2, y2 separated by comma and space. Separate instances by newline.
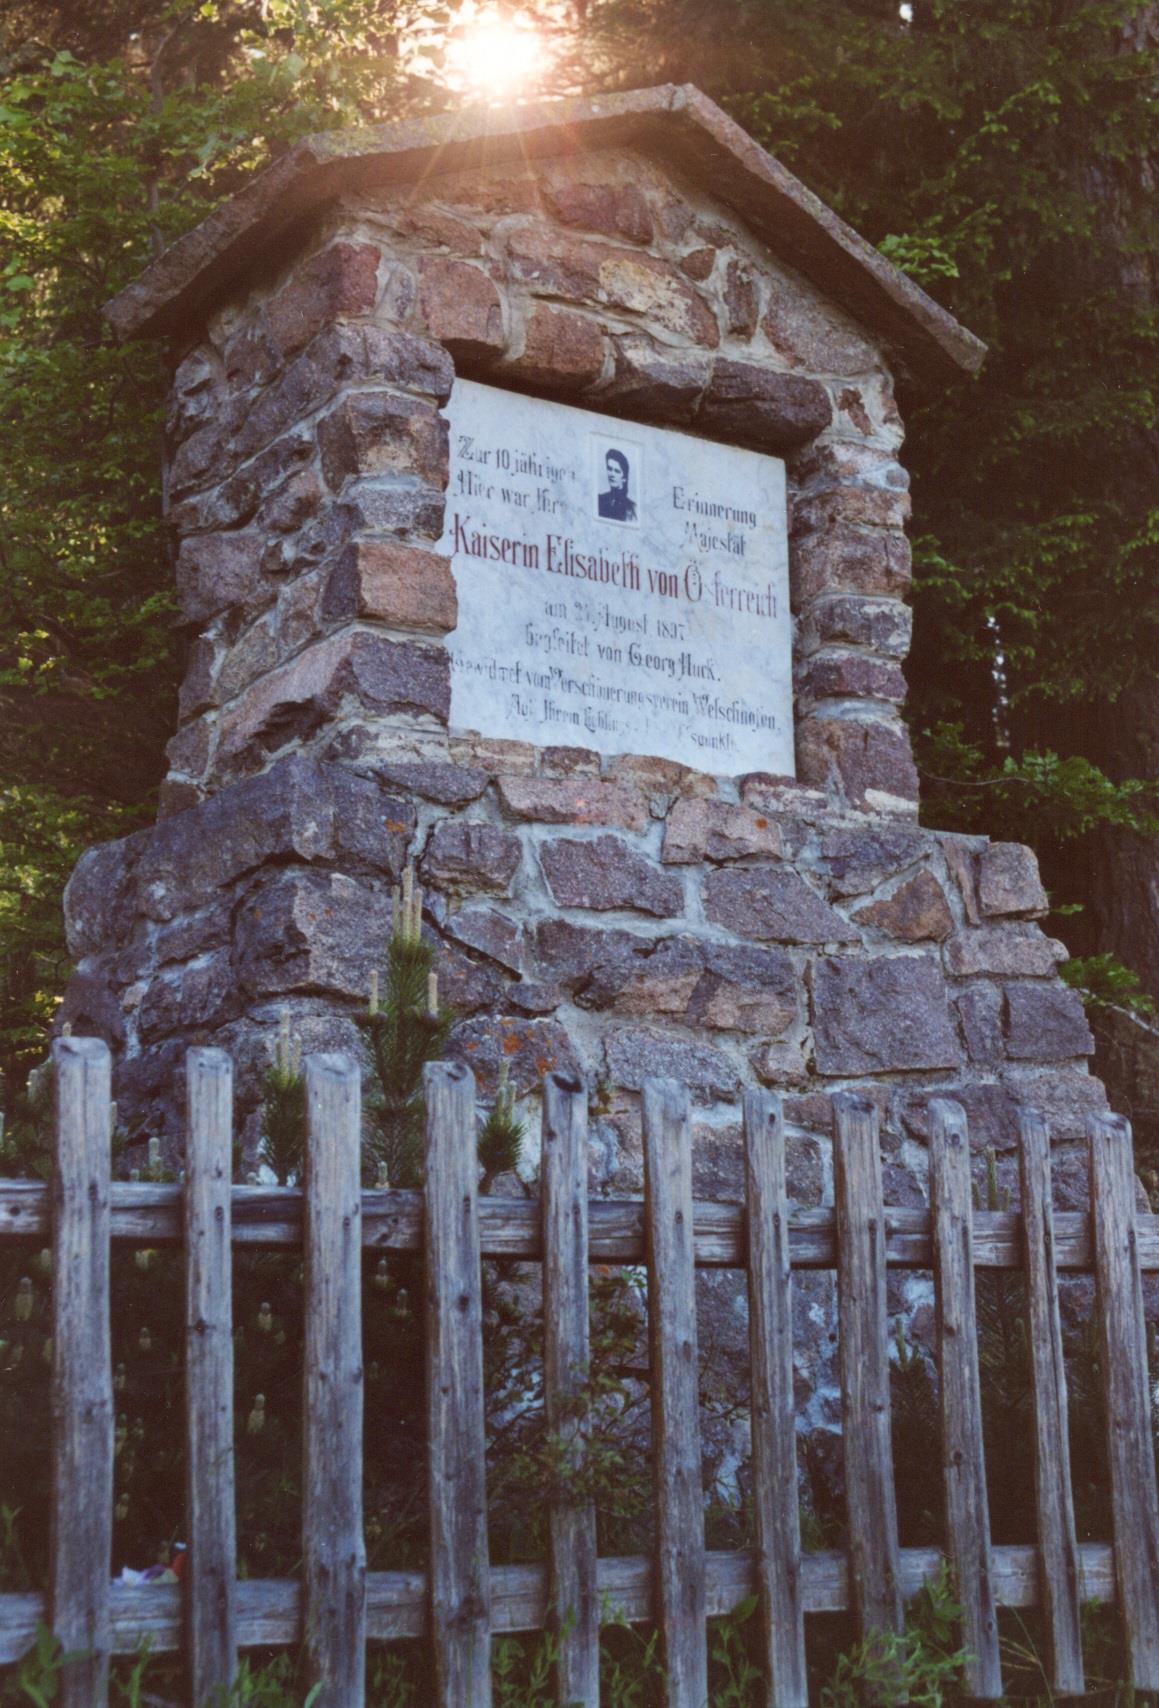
1018, 1108, 1084, 1696
1088, 1111, 1159, 1691
425, 1061, 493, 1708
642, 1077, 708, 1708
50, 1035, 114, 1708
743, 1088, 807, 1708
832, 1092, 902, 1641
928, 1099, 1001, 1698
302, 1053, 367, 1707
541, 1073, 599, 1706
184, 1048, 238, 1705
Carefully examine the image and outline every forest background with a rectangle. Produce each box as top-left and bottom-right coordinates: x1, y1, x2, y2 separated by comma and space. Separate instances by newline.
2, 0, 1159, 1141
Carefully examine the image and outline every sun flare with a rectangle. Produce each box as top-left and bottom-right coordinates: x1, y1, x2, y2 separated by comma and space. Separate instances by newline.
442, 6, 547, 102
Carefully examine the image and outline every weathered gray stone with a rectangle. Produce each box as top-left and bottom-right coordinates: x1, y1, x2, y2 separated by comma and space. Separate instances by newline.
812, 956, 962, 1075
446, 1015, 581, 1096
597, 336, 710, 422
938, 832, 983, 925
543, 179, 654, 244
422, 820, 522, 894
604, 1027, 740, 1102
794, 486, 911, 537
697, 359, 831, 452
336, 478, 447, 541
852, 869, 953, 942
944, 923, 1067, 978
213, 631, 451, 778
55, 971, 126, 1049
235, 869, 390, 999
444, 907, 523, 972
690, 943, 798, 1035
177, 636, 220, 720
749, 1038, 809, 1085
797, 595, 912, 659
265, 240, 381, 357
531, 918, 639, 986
661, 796, 783, 864
153, 899, 234, 968
322, 539, 457, 633
791, 527, 912, 605
723, 259, 759, 339
956, 985, 1004, 1066
704, 865, 857, 944
797, 652, 907, 704
213, 617, 278, 704
540, 745, 601, 778
317, 390, 448, 492
902, 1069, 1107, 1151
978, 842, 1049, 917
432, 939, 508, 1015
506, 228, 719, 347
1004, 983, 1094, 1060
373, 761, 488, 806
136, 756, 412, 921
221, 312, 281, 389
797, 717, 919, 809
541, 836, 683, 916
498, 776, 647, 832
138, 947, 238, 1041
417, 257, 506, 362
504, 304, 605, 390
63, 828, 151, 959
761, 273, 880, 374
506, 981, 561, 1016
175, 529, 269, 626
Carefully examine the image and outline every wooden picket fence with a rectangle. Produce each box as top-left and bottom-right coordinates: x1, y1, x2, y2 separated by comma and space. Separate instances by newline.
1, 1035, 1159, 1705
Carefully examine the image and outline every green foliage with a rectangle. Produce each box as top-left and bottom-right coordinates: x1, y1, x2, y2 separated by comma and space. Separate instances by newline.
258, 1010, 306, 1185
359, 872, 451, 1189
0, 0, 454, 1104
0, 1624, 83, 1707
821, 1567, 969, 1708
478, 1062, 526, 1192
1061, 951, 1159, 1016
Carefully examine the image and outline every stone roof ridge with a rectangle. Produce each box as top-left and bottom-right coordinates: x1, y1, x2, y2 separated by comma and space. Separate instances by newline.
104, 81, 985, 386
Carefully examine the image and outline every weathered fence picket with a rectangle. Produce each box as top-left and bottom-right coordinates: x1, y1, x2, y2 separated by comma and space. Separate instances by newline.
183, 1048, 238, 1704
743, 1088, 807, 1708
302, 1054, 367, 1706
1088, 1110, 1159, 1691
4, 1040, 1159, 1705
541, 1072, 599, 1707
832, 1092, 903, 1641
49, 1035, 114, 1708
424, 1061, 493, 1708
929, 1098, 1001, 1698
642, 1077, 708, 1708
1017, 1108, 1084, 1696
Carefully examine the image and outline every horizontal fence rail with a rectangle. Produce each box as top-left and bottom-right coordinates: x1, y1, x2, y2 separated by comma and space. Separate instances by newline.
1, 1035, 1158, 1705
4, 1182, 1158, 1270
0, 1540, 1124, 1665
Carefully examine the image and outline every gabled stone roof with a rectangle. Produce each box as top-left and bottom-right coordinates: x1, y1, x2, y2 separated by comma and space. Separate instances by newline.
105, 83, 984, 386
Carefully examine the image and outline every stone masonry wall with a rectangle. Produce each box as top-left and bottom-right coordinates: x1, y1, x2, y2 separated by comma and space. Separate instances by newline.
158, 146, 914, 816
60, 139, 1108, 1488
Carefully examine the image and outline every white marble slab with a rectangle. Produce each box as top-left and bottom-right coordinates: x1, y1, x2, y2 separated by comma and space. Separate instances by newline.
441, 380, 794, 775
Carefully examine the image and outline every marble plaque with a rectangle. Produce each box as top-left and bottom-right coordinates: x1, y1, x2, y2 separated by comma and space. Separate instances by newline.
441, 381, 793, 775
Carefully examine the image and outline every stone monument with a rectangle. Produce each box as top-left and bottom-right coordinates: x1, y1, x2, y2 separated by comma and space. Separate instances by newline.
61, 85, 1107, 1480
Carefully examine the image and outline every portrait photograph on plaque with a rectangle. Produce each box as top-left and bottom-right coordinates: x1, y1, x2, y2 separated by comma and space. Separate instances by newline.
593, 437, 641, 527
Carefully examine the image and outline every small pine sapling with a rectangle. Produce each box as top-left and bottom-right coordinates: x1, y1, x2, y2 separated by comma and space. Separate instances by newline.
359, 866, 450, 1188
478, 1061, 525, 1194
258, 1009, 305, 1185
